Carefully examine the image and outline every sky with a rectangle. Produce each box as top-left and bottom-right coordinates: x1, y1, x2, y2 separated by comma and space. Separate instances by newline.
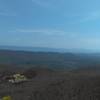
0, 0, 100, 52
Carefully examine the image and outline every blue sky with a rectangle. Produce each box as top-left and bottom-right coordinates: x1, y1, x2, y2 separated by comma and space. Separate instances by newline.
0, 0, 100, 51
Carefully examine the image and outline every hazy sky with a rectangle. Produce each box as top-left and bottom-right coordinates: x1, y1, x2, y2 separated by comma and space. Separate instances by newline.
0, 0, 100, 51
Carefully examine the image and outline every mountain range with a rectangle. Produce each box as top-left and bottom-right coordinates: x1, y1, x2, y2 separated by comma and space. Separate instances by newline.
0, 45, 97, 53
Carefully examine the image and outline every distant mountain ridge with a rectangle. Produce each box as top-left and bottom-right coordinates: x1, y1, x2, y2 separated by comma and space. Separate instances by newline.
0, 49, 100, 70
0, 45, 68, 53
0, 45, 97, 53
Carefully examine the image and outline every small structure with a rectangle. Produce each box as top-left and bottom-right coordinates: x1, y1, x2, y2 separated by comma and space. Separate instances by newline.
8, 74, 27, 84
